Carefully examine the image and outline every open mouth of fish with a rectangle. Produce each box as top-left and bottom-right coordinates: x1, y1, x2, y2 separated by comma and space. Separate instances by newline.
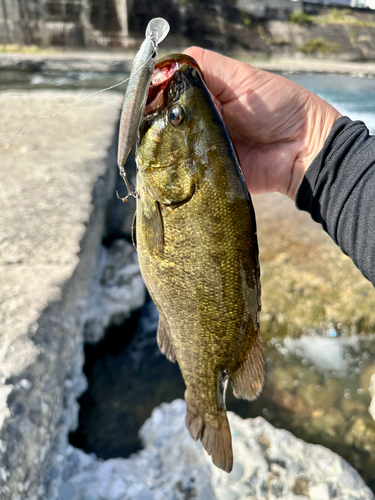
144, 54, 202, 116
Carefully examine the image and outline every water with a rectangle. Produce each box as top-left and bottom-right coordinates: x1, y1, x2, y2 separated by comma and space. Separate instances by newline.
287, 73, 375, 134
0, 69, 129, 93
69, 300, 186, 459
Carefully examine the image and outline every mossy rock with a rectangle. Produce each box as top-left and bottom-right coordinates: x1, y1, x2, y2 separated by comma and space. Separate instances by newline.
253, 193, 375, 341
298, 37, 341, 55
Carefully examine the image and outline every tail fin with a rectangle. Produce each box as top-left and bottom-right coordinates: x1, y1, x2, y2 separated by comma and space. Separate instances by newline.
185, 394, 233, 473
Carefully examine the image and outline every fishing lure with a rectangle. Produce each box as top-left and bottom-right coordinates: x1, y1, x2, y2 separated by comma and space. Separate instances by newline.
117, 17, 170, 202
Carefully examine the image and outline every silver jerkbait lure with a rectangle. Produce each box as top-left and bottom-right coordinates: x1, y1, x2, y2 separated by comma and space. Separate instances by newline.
117, 17, 170, 201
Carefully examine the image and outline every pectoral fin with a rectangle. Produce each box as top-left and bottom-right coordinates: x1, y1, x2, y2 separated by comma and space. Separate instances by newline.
144, 200, 164, 255
157, 316, 176, 362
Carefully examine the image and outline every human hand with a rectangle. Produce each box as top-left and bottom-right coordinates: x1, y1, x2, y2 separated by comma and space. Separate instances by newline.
183, 47, 341, 200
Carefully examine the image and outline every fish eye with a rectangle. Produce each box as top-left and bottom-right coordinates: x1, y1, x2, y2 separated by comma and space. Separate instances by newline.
168, 104, 185, 127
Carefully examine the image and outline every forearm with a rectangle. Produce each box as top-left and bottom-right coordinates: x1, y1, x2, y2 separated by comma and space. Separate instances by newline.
296, 116, 375, 285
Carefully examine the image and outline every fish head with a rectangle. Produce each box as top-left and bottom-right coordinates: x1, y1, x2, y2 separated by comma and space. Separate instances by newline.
137, 54, 226, 206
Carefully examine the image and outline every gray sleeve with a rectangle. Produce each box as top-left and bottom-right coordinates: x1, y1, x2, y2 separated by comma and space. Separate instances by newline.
296, 116, 375, 285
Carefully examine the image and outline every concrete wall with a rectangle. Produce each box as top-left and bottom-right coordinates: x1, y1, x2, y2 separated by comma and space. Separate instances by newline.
1, 0, 375, 50
237, 0, 300, 20
0, 0, 130, 48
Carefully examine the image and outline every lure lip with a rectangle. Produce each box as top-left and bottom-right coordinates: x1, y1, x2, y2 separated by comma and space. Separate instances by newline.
146, 17, 170, 44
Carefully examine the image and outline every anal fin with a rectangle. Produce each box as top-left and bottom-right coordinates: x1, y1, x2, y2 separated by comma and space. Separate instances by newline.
228, 332, 264, 401
157, 317, 176, 363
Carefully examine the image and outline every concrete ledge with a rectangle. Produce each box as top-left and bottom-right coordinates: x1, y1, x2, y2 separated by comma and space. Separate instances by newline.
251, 56, 375, 77
0, 90, 123, 499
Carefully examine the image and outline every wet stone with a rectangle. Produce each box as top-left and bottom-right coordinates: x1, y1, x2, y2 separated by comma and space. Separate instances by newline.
197, 486, 216, 500
215, 487, 239, 500
270, 479, 284, 498
83, 239, 146, 344
237, 483, 256, 496
59, 482, 77, 500
309, 483, 330, 500
328, 483, 338, 499
47, 401, 375, 499
340, 472, 364, 489
259, 479, 268, 496
228, 462, 244, 482
134, 492, 154, 500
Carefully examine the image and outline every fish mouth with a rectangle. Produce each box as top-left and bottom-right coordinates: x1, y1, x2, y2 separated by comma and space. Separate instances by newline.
144, 53, 202, 116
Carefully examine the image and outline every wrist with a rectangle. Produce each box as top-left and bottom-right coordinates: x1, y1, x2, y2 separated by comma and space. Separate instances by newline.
290, 95, 341, 200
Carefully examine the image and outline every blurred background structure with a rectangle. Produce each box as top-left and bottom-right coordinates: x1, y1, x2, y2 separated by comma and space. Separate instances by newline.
0, 0, 374, 50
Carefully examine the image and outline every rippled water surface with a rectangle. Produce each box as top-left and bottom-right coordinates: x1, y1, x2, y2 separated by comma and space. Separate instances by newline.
288, 73, 375, 133
0, 69, 129, 92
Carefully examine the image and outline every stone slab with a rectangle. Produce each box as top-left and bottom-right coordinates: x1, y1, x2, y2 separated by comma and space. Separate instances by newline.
0, 89, 123, 499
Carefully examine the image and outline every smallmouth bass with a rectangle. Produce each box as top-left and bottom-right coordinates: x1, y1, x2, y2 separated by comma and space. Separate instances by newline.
134, 54, 264, 472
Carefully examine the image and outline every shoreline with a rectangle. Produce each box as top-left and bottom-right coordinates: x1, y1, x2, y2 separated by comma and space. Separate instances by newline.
1, 50, 375, 77
250, 57, 375, 77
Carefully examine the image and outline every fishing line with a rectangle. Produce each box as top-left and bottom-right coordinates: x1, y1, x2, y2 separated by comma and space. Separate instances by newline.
0, 53, 153, 138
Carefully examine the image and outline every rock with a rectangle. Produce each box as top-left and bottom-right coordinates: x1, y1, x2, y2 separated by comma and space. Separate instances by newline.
83, 239, 146, 344
60, 399, 374, 500
252, 193, 375, 341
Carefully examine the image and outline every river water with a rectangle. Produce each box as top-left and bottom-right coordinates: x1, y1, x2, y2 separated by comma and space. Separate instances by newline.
288, 73, 375, 134
5, 67, 373, 489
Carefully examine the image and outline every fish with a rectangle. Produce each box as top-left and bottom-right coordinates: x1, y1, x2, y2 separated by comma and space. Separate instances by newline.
117, 17, 169, 200
134, 53, 264, 473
